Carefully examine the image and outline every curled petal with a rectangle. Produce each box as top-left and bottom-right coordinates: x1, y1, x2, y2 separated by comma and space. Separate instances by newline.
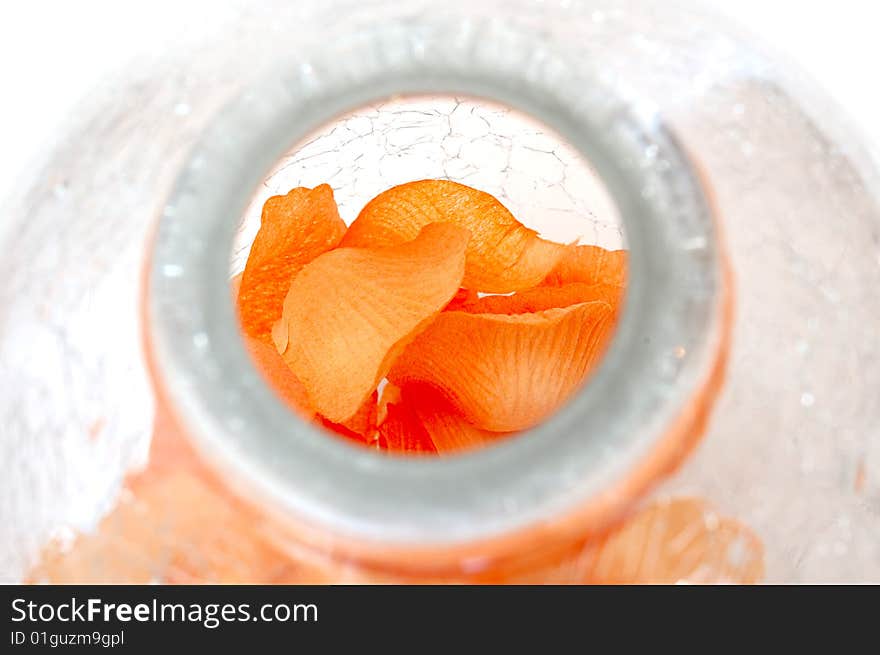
238, 184, 347, 341
381, 383, 508, 455
451, 282, 623, 315
543, 244, 627, 288
389, 301, 616, 431
341, 179, 566, 293
273, 223, 470, 423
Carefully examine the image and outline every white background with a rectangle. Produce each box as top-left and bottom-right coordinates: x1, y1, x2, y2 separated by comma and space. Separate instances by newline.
0, 0, 877, 204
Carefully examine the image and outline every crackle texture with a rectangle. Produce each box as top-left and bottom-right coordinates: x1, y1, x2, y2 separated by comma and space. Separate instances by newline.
231, 97, 622, 274
1, 0, 879, 583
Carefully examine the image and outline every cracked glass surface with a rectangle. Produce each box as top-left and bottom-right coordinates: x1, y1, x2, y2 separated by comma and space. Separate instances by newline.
231, 96, 622, 275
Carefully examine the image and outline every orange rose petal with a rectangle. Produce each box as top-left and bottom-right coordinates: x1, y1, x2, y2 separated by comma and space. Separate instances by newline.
376, 381, 403, 427
242, 335, 315, 420
453, 282, 623, 315
341, 179, 566, 293
543, 244, 628, 288
340, 389, 379, 438
272, 222, 470, 423
319, 416, 372, 446
389, 300, 616, 431
420, 409, 497, 454
376, 380, 500, 455
377, 396, 438, 455
238, 184, 347, 341
574, 498, 765, 584
321, 390, 379, 443
398, 383, 508, 454
445, 287, 479, 312
229, 273, 315, 419
237, 271, 379, 444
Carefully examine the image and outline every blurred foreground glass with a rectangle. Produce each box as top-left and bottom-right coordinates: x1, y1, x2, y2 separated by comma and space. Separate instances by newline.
0, 0, 877, 583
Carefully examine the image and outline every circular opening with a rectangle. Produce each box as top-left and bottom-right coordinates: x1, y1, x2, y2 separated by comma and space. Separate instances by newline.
229, 94, 626, 457
148, 17, 723, 555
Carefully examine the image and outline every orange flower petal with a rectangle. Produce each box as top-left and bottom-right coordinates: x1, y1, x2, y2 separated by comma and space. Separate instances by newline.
543, 244, 627, 288
389, 301, 616, 431
319, 417, 372, 447
238, 184, 347, 341
341, 179, 566, 293
397, 383, 508, 454
238, 270, 379, 444
320, 390, 379, 444
377, 396, 438, 455
272, 223, 470, 423
375, 381, 497, 456
452, 282, 623, 315
574, 498, 764, 584
242, 335, 315, 420
376, 380, 403, 427
445, 287, 479, 312
230, 273, 314, 419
